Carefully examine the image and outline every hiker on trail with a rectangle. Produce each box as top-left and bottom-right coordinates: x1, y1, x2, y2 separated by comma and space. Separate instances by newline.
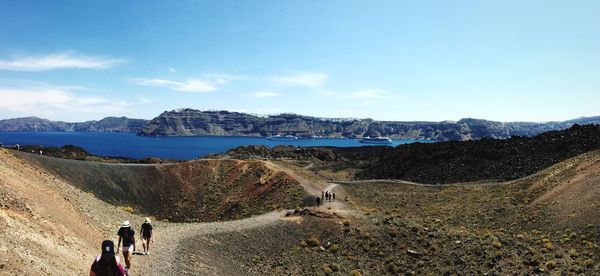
140, 217, 153, 255
321, 191, 324, 200
90, 240, 126, 276
332, 192, 336, 201
116, 221, 136, 271
315, 196, 321, 208
325, 191, 329, 201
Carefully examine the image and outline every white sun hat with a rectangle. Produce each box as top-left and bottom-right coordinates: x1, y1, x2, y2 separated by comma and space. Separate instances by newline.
122, 220, 131, 227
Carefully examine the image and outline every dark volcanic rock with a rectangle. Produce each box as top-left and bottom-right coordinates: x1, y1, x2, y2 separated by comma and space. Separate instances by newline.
227, 124, 600, 184
359, 124, 600, 183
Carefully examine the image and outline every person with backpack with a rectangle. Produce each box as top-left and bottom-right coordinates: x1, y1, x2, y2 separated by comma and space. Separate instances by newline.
89, 240, 126, 276
140, 217, 153, 255
116, 221, 136, 271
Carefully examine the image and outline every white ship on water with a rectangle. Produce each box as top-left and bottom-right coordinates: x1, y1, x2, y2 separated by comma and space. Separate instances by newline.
267, 134, 298, 141
358, 136, 392, 144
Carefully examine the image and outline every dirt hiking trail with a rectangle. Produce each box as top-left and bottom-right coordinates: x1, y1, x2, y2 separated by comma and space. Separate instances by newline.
136, 211, 286, 275
135, 161, 352, 275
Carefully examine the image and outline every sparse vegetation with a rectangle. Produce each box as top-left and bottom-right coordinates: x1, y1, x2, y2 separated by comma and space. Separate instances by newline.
349, 270, 362, 276
306, 235, 321, 247
4, 128, 600, 275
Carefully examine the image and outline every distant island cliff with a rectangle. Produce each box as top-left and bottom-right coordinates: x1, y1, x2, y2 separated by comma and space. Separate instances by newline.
2, 109, 600, 141
137, 108, 600, 141
0, 116, 148, 133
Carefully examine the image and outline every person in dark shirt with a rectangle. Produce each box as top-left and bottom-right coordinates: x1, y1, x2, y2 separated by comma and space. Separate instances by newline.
140, 217, 153, 255
89, 240, 126, 276
116, 221, 135, 271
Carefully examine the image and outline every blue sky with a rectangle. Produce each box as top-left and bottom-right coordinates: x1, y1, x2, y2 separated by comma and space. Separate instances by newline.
1, 0, 599, 122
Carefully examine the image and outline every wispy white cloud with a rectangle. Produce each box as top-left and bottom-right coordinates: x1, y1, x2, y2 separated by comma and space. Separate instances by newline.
0, 83, 149, 119
130, 71, 328, 93
168, 67, 176, 73
0, 51, 126, 71
129, 78, 217, 92
202, 72, 327, 87
318, 88, 392, 105
270, 73, 328, 87
347, 89, 391, 99
318, 90, 337, 97
247, 91, 282, 98
202, 73, 252, 83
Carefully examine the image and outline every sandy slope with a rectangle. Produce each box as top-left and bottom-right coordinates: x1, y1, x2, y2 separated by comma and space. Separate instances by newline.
0, 149, 344, 275
527, 150, 600, 225
0, 148, 140, 275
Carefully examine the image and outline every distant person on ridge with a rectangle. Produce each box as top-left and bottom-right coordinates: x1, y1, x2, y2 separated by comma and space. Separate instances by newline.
116, 221, 136, 272
332, 192, 336, 201
315, 196, 321, 208
140, 217, 153, 255
89, 240, 126, 276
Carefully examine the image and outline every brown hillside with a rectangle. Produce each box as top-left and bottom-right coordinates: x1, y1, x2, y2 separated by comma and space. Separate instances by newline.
0, 148, 136, 275
526, 150, 600, 225
14, 152, 309, 222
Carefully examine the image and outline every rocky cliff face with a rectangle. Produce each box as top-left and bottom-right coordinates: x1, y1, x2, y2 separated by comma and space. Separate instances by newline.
139, 109, 600, 141
0, 116, 148, 132
3, 110, 600, 141
72, 117, 148, 132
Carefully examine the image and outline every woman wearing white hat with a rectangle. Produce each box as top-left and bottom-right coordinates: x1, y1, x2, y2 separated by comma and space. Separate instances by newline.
140, 217, 153, 255
116, 220, 136, 272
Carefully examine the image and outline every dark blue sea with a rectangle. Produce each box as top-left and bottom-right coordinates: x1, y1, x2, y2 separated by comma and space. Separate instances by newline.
0, 132, 431, 160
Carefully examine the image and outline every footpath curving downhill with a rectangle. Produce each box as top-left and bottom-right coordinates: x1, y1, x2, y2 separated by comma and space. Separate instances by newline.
136, 162, 353, 275
136, 210, 287, 275
1, 148, 352, 275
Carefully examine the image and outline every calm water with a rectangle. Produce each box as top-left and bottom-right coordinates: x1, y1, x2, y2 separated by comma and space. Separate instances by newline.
0, 132, 430, 160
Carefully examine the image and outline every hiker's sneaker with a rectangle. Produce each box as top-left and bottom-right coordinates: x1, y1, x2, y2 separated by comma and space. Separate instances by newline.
146, 251, 150, 255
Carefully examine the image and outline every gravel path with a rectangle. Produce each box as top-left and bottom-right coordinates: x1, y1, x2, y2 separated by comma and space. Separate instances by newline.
133, 164, 352, 275
135, 211, 287, 275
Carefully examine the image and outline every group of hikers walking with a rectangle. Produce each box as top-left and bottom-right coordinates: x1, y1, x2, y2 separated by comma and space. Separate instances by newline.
89, 218, 154, 276
316, 190, 336, 207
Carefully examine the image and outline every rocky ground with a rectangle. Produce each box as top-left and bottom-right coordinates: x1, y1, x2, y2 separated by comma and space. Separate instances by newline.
172, 151, 600, 275
227, 124, 600, 184
1, 141, 600, 275
16, 152, 309, 223
18, 144, 170, 163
